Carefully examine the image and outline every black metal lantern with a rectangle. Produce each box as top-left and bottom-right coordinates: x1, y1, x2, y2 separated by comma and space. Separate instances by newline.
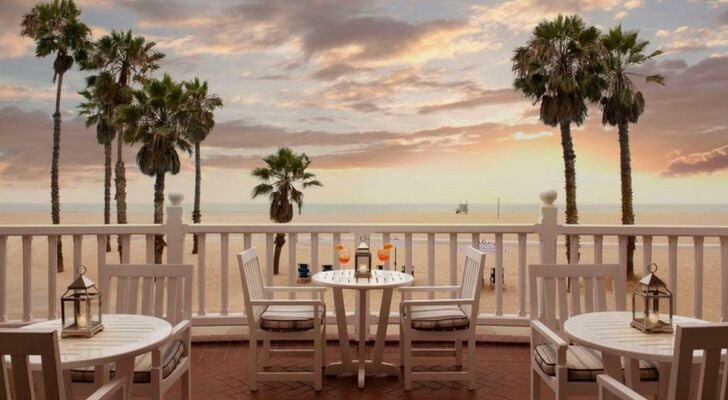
631, 263, 673, 333
61, 265, 104, 338
355, 241, 372, 279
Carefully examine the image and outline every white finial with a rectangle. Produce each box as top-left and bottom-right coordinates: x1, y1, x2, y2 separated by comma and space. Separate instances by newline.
539, 189, 557, 205
168, 192, 184, 206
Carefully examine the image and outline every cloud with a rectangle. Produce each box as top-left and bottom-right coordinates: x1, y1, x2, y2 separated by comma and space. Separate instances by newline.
417, 88, 524, 114
655, 25, 728, 53
0, 32, 33, 59
662, 145, 728, 176
500, 131, 554, 141
0, 84, 65, 102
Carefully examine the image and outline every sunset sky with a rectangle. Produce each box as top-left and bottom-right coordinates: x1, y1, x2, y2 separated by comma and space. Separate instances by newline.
0, 0, 727, 206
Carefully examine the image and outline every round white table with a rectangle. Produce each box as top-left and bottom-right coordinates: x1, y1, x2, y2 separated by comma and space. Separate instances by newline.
313, 269, 413, 388
23, 314, 172, 400
564, 311, 708, 399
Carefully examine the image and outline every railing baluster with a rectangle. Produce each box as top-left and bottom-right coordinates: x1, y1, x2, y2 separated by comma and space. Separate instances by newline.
333, 233, 341, 269
73, 235, 83, 278
22, 235, 32, 322
311, 233, 319, 274
642, 235, 653, 275
495, 233, 503, 316
668, 236, 678, 308
616, 236, 627, 311
517, 233, 527, 317
289, 233, 297, 300
96, 235, 107, 268
120, 235, 130, 263
721, 237, 728, 322
427, 233, 435, 299
47, 236, 58, 320
220, 233, 229, 315
0, 236, 6, 322
405, 233, 413, 275
471, 233, 478, 249
266, 233, 274, 286
693, 236, 704, 319
197, 233, 206, 316
569, 235, 579, 264
449, 233, 457, 286
145, 235, 155, 263
243, 233, 252, 250
594, 235, 603, 263
382, 233, 390, 270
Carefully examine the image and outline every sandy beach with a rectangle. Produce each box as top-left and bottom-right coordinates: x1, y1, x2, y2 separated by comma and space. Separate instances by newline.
1, 205, 726, 324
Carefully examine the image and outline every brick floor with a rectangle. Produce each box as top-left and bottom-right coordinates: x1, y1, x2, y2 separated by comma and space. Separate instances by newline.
163, 341, 597, 400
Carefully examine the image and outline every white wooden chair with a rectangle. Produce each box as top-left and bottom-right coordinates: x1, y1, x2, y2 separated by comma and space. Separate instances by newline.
399, 246, 486, 390
529, 264, 659, 400
598, 323, 728, 400
70, 264, 193, 400
237, 248, 326, 391
0, 328, 126, 400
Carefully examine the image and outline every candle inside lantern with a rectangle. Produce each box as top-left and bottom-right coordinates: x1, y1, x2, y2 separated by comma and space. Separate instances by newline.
77, 312, 88, 329
647, 310, 659, 325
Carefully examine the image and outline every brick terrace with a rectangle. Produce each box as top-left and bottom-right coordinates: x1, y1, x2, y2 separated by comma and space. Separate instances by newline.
164, 341, 595, 400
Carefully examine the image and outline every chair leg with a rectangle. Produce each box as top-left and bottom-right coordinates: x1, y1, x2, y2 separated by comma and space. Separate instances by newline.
531, 367, 541, 400
403, 333, 413, 390
455, 339, 463, 367
399, 321, 405, 367
262, 339, 271, 368
249, 338, 258, 392
467, 338, 476, 390
314, 332, 323, 391
181, 368, 191, 400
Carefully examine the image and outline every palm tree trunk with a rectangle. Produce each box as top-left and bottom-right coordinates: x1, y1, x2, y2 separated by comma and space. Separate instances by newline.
103, 141, 112, 252
153, 172, 166, 264
560, 122, 579, 263
114, 132, 127, 261
619, 123, 636, 279
52, 72, 64, 272
273, 233, 285, 275
192, 142, 201, 254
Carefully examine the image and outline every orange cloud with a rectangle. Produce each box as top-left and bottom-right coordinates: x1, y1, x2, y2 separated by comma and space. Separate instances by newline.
662, 145, 728, 176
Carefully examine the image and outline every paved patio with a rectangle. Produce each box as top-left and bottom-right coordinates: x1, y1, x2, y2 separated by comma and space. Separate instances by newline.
165, 340, 593, 400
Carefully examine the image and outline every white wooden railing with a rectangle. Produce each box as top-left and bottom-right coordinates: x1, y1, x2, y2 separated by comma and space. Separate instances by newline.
1, 189, 727, 338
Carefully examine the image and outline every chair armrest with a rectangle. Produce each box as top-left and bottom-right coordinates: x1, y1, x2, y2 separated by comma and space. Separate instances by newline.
597, 375, 647, 400
264, 286, 328, 293
86, 375, 126, 400
249, 299, 324, 306
400, 298, 474, 308
171, 319, 191, 341
530, 320, 568, 365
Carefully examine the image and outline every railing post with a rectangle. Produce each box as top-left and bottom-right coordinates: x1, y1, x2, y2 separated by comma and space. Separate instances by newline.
166, 192, 185, 264
538, 189, 559, 264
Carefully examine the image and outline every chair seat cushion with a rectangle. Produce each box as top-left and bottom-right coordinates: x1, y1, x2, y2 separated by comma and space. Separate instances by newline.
534, 343, 659, 382
409, 305, 470, 331
70, 339, 185, 384
259, 305, 325, 331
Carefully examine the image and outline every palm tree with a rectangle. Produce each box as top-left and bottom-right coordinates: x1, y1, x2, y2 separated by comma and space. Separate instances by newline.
83, 30, 164, 259
183, 78, 223, 254
119, 74, 192, 263
251, 148, 323, 274
78, 72, 125, 252
20, 0, 90, 272
512, 14, 604, 262
599, 26, 664, 278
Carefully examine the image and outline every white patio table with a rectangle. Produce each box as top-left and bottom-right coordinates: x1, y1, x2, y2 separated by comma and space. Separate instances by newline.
312, 269, 413, 388
564, 311, 709, 400
21, 314, 172, 400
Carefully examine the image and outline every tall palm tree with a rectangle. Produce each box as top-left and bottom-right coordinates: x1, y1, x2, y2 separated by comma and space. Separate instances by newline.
512, 14, 604, 262
120, 74, 192, 263
78, 72, 125, 252
251, 148, 323, 275
599, 26, 664, 278
21, 0, 90, 272
83, 30, 164, 259
183, 78, 223, 254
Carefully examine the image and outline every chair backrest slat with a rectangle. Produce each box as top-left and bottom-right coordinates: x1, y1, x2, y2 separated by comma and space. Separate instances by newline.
237, 248, 267, 326
668, 324, 728, 400
0, 328, 65, 400
99, 264, 193, 325
529, 264, 622, 339
459, 247, 486, 318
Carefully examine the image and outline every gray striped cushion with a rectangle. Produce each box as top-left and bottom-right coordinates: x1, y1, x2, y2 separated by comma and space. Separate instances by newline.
71, 339, 185, 384
260, 305, 325, 331
409, 305, 470, 331
534, 344, 659, 382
